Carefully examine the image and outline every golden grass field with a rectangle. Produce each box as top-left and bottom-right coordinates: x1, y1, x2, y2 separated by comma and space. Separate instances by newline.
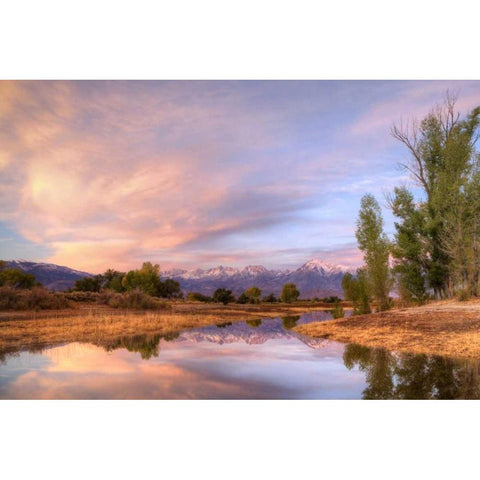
295, 299, 480, 359
0, 301, 337, 355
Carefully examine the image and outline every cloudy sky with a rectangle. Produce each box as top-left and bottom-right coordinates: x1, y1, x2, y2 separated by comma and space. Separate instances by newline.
1, 80, 480, 273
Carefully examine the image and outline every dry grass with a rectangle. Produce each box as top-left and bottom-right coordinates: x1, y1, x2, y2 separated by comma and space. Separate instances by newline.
294, 299, 480, 359
0, 301, 335, 355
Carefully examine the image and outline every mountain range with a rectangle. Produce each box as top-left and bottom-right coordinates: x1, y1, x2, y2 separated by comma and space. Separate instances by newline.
6, 260, 93, 292
163, 258, 350, 298
6, 258, 351, 298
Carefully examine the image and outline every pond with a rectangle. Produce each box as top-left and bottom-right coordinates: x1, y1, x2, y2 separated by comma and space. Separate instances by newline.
1, 311, 479, 399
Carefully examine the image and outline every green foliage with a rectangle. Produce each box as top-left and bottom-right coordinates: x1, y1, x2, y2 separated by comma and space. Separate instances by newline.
341, 270, 371, 315
321, 295, 342, 304
389, 187, 428, 304
282, 315, 300, 329
262, 293, 278, 303
392, 95, 480, 298
73, 263, 182, 299
356, 194, 391, 311
331, 301, 344, 319
280, 283, 300, 303
158, 278, 183, 299
213, 288, 235, 305
187, 292, 213, 302
246, 318, 262, 328
236, 292, 249, 304
343, 343, 480, 399
242, 286, 262, 304
102, 269, 126, 292
0, 263, 36, 289
74, 275, 103, 292
122, 262, 162, 296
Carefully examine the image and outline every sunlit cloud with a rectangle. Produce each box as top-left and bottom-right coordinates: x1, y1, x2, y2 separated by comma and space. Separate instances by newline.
1, 81, 480, 272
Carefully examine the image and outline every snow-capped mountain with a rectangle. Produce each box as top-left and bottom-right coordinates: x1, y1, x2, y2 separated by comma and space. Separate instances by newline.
4, 258, 352, 297
163, 258, 351, 298
5, 260, 92, 291
296, 259, 349, 275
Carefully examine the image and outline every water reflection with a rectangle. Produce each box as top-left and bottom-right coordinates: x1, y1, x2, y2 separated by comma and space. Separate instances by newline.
103, 332, 180, 360
1, 310, 480, 399
343, 344, 480, 399
282, 315, 300, 330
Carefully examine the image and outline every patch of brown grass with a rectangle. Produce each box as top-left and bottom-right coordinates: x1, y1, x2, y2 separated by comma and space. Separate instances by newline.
0, 302, 335, 354
294, 300, 480, 359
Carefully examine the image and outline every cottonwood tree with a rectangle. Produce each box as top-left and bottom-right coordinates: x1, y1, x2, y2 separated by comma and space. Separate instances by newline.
341, 269, 372, 315
388, 187, 428, 304
356, 194, 391, 310
280, 283, 300, 303
392, 93, 480, 298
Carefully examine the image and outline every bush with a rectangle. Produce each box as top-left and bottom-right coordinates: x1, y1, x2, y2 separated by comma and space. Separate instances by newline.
457, 288, 470, 302
64, 291, 101, 302
98, 289, 168, 310
187, 292, 213, 302
0, 264, 36, 289
280, 283, 300, 303
331, 302, 345, 319
322, 296, 342, 304
262, 293, 278, 303
213, 288, 235, 305
0, 286, 69, 310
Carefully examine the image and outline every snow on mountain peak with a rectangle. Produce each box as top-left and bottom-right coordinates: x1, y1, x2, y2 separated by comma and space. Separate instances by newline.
242, 265, 268, 275
298, 259, 349, 275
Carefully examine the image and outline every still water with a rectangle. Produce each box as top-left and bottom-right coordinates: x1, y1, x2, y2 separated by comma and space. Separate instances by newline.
1, 311, 479, 399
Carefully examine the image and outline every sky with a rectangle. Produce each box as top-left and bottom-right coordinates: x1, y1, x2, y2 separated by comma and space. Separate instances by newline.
1, 80, 480, 274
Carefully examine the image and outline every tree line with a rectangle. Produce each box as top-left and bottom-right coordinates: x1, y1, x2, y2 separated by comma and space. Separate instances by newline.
187, 283, 300, 305
73, 262, 302, 304
73, 262, 183, 299
343, 93, 480, 312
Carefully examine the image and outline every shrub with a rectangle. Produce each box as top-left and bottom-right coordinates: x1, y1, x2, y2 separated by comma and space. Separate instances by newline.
0, 286, 69, 310
262, 293, 278, 303
244, 286, 262, 304
280, 283, 300, 303
331, 302, 345, 319
457, 288, 470, 302
0, 264, 36, 289
213, 288, 235, 305
187, 292, 213, 302
64, 291, 101, 302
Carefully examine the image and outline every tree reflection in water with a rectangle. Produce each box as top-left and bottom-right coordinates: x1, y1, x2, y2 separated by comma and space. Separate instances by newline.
103, 331, 180, 360
282, 315, 300, 330
343, 344, 480, 399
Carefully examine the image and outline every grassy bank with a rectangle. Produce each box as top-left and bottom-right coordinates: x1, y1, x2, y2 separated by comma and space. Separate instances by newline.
294, 300, 480, 359
0, 301, 338, 355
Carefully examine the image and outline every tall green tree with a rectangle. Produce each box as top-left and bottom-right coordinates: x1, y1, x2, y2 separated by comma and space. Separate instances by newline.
213, 288, 235, 305
341, 269, 371, 315
356, 194, 391, 310
389, 187, 428, 304
244, 286, 262, 304
392, 94, 480, 298
280, 283, 299, 303
122, 262, 162, 296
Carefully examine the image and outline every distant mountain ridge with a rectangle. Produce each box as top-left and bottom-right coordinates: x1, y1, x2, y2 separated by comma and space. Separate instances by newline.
163, 259, 351, 298
5, 258, 352, 298
5, 260, 92, 291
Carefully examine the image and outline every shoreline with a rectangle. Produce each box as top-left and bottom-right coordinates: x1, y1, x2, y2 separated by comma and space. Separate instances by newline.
294, 299, 480, 359
0, 302, 341, 355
